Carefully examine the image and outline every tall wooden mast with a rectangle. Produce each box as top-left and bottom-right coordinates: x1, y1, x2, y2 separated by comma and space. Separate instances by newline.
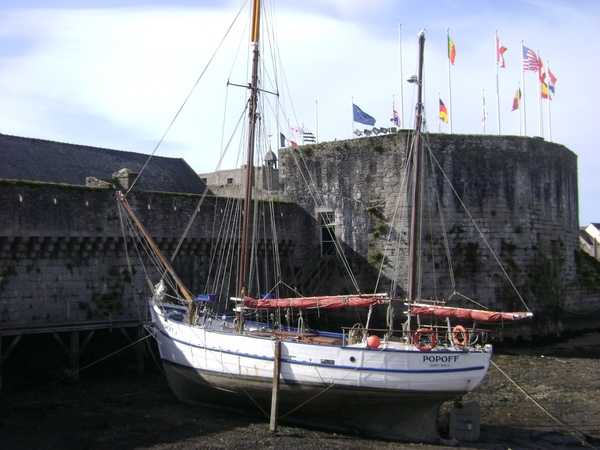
408, 29, 426, 302
238, 0, 261, 298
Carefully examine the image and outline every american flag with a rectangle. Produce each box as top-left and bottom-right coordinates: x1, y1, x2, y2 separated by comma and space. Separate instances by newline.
522, 45, 538, 71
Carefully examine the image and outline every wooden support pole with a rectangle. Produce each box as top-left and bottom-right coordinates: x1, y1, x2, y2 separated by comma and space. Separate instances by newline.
52, 331, 80, 380
269, 339, 282, 432
70, 330, 79, 381
52, 332, 72, 377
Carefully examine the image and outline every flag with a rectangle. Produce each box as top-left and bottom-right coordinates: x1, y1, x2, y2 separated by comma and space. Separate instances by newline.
537, 56, 545, 82
279, 132, 296, 147
290, 123, 302, 143
511, 88, 521, 111
496, 36, 507, 68
548, 69, 557, 96
302, 127, 316, 143
522, 46, 538, 71
390, 108, 399, 126
352, 103, 376, 126
448, 36, 456, 65
541, 81, 549, 99
439, 99, 449, 123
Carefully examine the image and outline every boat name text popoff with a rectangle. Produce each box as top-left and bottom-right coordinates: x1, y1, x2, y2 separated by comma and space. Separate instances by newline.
422, 355, 460, 363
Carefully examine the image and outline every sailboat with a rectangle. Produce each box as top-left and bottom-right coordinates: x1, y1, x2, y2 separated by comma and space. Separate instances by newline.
117, 2, 532, 443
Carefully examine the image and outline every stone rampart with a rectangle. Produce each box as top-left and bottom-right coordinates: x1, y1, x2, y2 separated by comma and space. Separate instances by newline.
0, 181, 314, 327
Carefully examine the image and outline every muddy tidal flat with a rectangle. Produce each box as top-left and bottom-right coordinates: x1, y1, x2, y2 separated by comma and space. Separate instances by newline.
1, 332, 599, 450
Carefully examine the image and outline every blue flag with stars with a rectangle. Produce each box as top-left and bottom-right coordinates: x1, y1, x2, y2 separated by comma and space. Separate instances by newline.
352, 103, 376, 126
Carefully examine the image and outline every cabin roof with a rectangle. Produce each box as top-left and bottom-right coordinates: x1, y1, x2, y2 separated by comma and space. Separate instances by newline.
0, 133, 208, 194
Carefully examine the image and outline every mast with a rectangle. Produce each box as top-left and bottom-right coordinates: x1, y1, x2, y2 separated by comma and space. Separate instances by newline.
238, 0, 261, 298
116, 192, 197, 323
398, 23, 404, 129
408, 29, 426, 302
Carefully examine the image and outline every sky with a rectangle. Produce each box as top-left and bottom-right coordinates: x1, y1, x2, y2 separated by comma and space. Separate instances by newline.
0, 0, 597, 225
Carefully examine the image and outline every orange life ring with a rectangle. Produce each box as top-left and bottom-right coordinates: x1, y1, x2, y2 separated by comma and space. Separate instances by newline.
413, 328, 437, 352
452, 325, 469, 347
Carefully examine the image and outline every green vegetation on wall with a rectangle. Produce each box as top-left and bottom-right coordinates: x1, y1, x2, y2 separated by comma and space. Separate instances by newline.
573, 249, 600, 292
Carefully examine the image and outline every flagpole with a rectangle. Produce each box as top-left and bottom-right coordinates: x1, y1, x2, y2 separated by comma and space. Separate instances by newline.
351, 97, 354, 139
495, 30, 501, 135
315, 100, 319, 143
520, 40, 527, 136
398, 23, 404, 129
547, 60, 552, 142
447, 28, 453, 134
517, 81, 525, 136
537, 50, 543, 138
482, 89, 486, 135
438, 92, 441, 133
392, 94, 396, 129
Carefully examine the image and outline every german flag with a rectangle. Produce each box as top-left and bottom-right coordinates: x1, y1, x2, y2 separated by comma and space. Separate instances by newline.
439, 99, 449, 123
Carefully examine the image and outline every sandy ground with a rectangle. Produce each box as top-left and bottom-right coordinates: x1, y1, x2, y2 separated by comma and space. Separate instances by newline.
1, 331, 599, 450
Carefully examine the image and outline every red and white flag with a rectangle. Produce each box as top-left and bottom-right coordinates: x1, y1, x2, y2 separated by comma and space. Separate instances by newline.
496, 36, 507, 68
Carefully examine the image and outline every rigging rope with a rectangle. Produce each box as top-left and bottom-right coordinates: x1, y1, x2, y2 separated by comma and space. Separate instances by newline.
123, 1, 249, 197
424, 142, 531, 313
492, 360, 595, 448
280, 343, 390, 419
377, 131, 412, 298
2, 325, 159, 402
285, 148, 362, 294
423, 133, 456, 292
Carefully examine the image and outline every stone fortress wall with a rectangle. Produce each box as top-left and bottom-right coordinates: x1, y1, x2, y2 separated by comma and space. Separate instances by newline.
279, 132, 598, 335
1, 132, 599, 337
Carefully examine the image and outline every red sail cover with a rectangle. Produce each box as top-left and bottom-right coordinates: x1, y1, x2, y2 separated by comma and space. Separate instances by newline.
410, 304, 533, 323
244, 295, 386, 309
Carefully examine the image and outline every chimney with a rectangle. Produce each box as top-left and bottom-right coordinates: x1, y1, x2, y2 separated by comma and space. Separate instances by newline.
113, 168, 139, 190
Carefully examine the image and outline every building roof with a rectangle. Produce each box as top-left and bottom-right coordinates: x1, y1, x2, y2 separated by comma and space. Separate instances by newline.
0, 133, 208, 194
580, 230, 594, 246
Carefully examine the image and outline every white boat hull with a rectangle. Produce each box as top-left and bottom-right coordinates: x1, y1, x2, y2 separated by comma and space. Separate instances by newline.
151, 300, 491, 442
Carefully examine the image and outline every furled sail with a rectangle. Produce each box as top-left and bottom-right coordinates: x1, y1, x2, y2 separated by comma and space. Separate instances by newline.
243, 294, 387, 309
410, 303, 533, 323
